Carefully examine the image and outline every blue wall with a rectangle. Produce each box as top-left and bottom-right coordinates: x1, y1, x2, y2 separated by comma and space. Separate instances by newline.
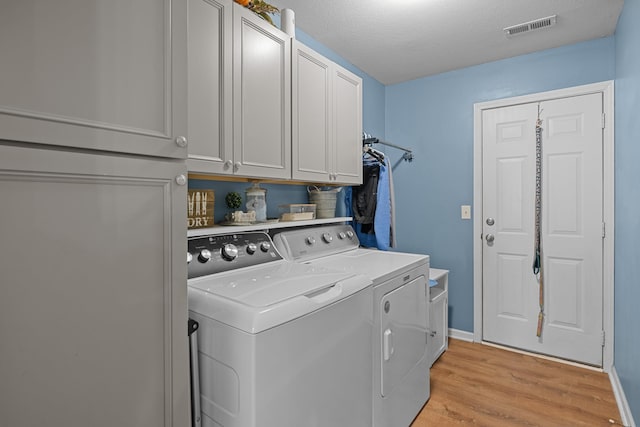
614, 0, 640, 421
385, 37, 616, 333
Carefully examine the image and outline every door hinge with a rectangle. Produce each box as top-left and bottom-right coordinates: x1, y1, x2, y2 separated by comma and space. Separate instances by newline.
602, 222, 606, 238
601, 113, 606, 129
601, 330, 606, 347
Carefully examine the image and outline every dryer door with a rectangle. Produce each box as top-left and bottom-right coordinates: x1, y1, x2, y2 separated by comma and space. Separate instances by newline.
380, 275, 428, 397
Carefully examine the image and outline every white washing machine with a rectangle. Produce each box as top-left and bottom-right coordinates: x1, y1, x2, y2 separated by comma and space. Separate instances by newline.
187, 231, 373, 427
273, 224, 430, 427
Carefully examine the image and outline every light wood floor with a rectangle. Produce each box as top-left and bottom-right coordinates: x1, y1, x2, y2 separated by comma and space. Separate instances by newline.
411, 339, 623, 426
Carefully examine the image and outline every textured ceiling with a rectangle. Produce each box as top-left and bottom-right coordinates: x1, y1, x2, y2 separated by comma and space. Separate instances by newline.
268, 0, 624, 85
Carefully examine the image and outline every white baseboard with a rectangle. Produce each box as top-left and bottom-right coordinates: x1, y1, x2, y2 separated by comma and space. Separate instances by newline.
448, 328, 474, 342
610, 366, 636, 427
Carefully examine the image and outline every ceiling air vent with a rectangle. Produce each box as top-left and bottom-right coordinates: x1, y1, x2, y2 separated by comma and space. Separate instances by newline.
504, 15, 557, 37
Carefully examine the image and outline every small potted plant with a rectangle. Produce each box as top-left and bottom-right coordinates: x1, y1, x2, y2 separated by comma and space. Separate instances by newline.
224, 191, 242, 221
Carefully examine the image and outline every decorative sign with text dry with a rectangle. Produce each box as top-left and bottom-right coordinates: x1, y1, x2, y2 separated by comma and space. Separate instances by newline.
188, 190, 214, 229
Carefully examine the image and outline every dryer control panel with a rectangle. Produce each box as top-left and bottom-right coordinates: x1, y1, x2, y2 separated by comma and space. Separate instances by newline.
188, 232, 282, 279
273, 224, 360, 262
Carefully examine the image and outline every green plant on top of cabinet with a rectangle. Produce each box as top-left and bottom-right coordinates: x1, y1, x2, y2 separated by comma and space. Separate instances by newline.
292, 41, 363, 185
188, 0, 291, 180
0, 0, 188, 159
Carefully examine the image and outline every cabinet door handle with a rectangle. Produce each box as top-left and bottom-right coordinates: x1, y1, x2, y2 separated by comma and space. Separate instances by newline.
175, 136, 187, 147
223, 160, 232, 170
234, 162, 241, 172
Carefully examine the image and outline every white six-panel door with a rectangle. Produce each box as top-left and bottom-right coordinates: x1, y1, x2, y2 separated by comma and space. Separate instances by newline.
482, 93, 604, 366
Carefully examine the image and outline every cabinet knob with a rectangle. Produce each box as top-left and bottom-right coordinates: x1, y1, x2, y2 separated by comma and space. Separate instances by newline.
175, 174, 187, 186
224, 160, 233, 169
234, 162, 241, 171
175, 136, 188, 147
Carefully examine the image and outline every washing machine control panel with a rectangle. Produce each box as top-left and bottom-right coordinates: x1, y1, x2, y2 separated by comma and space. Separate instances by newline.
273, 224, 360, 261
187, 232, 282, 279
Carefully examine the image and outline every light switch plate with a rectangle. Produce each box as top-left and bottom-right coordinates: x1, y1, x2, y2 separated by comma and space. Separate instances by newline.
461, 205, 471, 219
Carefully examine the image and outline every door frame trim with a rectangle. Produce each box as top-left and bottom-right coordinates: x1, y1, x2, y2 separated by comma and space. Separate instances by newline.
472, 80, 615, 371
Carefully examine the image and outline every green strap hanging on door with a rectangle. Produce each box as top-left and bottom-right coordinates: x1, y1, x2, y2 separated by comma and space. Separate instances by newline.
533, 106, 544, 338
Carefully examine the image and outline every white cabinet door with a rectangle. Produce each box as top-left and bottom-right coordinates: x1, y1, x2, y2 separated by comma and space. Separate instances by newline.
292, 41, 332, 182
292, 42, 363, 185
187, 0, 233, 174
333, 64, 363, 185
233, 4, 291, 179
0, 144, 189, 427
0, 0, 187, 159
429, 294, 448, 366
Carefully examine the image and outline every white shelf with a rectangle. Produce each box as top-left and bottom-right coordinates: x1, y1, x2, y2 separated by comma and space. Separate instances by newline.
429, 268, 449, 302
188, 217, 352, 237
429, 268, 449, 281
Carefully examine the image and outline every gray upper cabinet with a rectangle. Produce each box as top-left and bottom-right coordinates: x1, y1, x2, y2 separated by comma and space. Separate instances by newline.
292, 42, 332, 182
292, 41, 362, 185
332, 64, 363, 184
188, 0, 291, 179
233, 4, 291, 179
0, 144, 189, 427
187, 0, 233, 174
0, 0, 188, 159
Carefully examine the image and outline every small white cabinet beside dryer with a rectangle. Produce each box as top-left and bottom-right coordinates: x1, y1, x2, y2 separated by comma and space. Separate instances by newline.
429, 268, 449, 366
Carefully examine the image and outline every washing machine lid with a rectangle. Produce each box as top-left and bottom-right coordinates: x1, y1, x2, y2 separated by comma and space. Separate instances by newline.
188, 261, 371, 333
308, 249, 429, 284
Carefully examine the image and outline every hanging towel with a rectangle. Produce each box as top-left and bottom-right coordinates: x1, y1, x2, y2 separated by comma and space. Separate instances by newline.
372, 157, 392, 250
387, 157, 397, 248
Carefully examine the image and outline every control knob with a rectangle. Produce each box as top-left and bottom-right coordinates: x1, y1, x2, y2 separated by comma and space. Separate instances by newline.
338, 232, 346, 240
221, 244, 239, 261
246, 243, 257, 255
260, 241, 271, 252
187, 252, 193, 264
306, 236, 316, 245
346, 230, 354, 239
322, 232, 333, 243
198, 249, 212, 263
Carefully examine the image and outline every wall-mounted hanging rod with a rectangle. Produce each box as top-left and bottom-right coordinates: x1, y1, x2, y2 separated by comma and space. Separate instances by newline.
363, 137, 414, 162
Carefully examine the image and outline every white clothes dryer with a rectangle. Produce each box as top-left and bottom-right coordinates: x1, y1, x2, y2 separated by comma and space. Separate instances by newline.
187, 230, 373, 427
273, 224, 431, 427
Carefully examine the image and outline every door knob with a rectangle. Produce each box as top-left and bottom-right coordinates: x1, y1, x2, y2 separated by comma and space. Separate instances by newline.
486, 234, 495, 243
486, 218, 495, 226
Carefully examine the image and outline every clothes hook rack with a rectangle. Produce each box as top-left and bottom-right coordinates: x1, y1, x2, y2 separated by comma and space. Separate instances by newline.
362, 136, 414, 162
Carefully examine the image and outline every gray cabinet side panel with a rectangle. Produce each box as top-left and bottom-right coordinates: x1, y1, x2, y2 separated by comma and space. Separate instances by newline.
0, 144, 189, 427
